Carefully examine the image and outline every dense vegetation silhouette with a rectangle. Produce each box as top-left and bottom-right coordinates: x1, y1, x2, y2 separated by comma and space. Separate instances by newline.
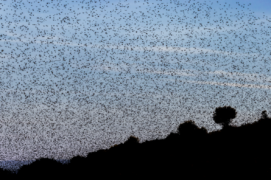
1, 106, 271, 179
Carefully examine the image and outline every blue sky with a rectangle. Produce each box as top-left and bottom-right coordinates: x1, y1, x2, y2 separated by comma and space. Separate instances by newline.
1, 0, 270, 90
0, 0, 271, 123
0, 0, 271, 170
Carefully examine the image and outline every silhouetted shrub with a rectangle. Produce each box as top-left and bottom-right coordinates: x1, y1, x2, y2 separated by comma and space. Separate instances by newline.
177, 120, 200, 137
124, 136, 140, 145
261, 110, 269, 120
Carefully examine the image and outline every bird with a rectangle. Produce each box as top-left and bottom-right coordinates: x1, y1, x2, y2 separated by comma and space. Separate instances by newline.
0, 0, 271, 172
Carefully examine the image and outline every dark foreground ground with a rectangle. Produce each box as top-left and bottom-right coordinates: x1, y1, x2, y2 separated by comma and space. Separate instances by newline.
1, 106, 271, 179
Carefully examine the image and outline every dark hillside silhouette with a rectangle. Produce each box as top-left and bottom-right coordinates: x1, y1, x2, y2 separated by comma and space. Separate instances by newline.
1, 0, 271, 179
1, 106, 271, 179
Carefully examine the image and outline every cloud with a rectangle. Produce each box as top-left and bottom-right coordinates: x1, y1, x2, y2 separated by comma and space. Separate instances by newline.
84, 61, 271, 90
177, 79, 271, 90
101, 43, 260, 57
209, 70, 271, 83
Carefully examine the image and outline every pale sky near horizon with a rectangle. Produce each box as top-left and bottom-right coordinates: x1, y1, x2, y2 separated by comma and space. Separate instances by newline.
0, 0, 271, 172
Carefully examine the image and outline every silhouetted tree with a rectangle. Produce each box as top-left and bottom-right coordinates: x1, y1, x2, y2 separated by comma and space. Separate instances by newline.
261, 110, 269, 120
213, 106, 237, 128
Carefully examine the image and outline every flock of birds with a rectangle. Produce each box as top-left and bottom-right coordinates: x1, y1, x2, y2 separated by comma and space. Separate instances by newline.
0, 0, 271, 173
